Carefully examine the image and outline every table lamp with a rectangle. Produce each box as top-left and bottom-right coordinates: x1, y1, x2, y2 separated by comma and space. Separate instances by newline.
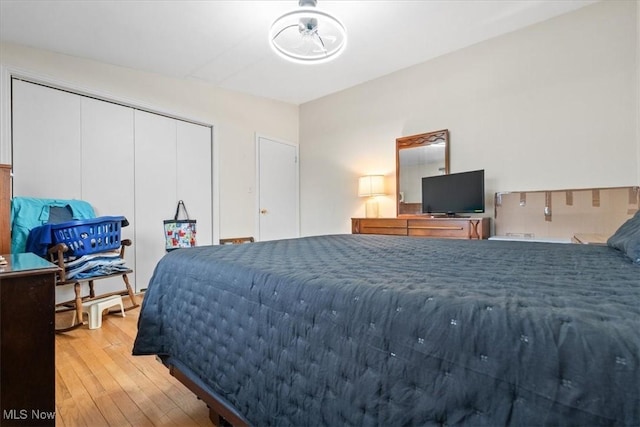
358, 175, 385, 218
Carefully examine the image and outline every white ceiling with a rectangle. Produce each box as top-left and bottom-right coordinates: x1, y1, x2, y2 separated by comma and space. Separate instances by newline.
0, 0, 597, 105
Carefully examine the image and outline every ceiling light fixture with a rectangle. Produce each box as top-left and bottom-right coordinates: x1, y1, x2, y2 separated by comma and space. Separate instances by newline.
269, 0, 347, 64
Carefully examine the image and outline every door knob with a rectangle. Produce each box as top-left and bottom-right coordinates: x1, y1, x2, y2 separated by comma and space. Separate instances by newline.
260, 209, 268, 214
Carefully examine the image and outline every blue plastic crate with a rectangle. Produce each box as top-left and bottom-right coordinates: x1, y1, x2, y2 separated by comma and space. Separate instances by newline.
50, 216, 126, 257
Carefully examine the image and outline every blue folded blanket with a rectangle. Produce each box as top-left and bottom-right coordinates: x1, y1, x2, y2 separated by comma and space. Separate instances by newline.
64, 251, 129, 279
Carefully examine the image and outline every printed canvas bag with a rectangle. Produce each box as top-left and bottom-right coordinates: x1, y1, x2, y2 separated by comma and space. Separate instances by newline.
164, 200, 196, 251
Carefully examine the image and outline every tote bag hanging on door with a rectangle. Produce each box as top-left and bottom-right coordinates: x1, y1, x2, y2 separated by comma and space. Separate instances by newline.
164, 200, 196, 251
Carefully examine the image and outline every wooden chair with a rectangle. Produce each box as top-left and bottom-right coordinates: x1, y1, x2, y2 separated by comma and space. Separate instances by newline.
49, 239, 139, 332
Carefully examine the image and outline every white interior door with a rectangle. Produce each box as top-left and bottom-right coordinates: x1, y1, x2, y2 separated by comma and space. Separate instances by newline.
257, 136, 299, 241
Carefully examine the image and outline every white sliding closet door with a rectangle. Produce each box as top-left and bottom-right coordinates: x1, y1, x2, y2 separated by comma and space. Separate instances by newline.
176, 121, 212, 247
12, 81, 137, 301
12, 80, 82, 198
134, 110, 178, 291
81, 97, 136, 295
134, 112, 213, 291
81, 97, 135, 219
11, 80, 214, 295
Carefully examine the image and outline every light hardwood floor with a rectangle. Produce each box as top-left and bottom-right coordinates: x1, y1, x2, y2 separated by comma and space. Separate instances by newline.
55, 301, 211, 427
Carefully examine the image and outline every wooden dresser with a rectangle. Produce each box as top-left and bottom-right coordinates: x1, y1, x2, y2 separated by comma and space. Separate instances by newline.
352, 217, 491, 240
1, 164, 11, 254
1, 253, 59, 426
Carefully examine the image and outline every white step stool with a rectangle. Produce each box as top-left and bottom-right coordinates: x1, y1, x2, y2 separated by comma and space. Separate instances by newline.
80, 295, 125, 329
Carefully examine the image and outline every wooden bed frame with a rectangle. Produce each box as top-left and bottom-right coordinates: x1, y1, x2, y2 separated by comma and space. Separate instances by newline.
158, 357, 249, 427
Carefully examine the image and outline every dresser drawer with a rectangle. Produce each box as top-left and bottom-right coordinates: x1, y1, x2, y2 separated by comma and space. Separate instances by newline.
408, 219, 470, 238
407, 218, 489, 239
352, 218, 408, 235
352, 217, 489, 239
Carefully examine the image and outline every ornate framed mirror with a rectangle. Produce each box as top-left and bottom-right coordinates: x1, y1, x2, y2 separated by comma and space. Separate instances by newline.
396, 129, 449, 216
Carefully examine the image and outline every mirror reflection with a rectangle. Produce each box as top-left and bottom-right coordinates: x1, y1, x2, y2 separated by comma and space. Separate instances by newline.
396, 130, 449, 215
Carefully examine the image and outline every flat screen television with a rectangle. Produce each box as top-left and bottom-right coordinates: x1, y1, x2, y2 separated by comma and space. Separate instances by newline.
421, 169, 485, 216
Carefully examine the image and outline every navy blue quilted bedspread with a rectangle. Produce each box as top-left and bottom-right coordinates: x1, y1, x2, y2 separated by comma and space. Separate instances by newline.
133, 234, 640, 426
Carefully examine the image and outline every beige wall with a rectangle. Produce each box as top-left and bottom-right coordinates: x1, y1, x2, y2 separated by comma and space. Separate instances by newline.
0, 42, 299, 240
300, 0, 639, 236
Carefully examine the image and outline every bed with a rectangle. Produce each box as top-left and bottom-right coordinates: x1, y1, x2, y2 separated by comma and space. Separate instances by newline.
133, 224, 640, 426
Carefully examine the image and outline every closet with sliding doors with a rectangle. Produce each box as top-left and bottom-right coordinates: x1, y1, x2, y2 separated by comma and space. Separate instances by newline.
10, 79, 213, 298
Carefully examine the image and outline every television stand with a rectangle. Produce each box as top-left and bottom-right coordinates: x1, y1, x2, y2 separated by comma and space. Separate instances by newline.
351, 217, 490, 239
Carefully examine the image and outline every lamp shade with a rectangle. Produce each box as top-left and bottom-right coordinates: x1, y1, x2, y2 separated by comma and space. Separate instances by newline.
358, 175, 385, 197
